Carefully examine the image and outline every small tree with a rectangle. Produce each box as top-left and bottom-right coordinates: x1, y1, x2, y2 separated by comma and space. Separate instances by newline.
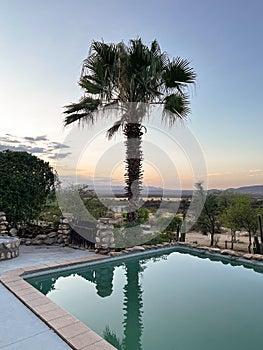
0, 150, 57, 225
223, 194, 259, 253
195, 183, 222, 246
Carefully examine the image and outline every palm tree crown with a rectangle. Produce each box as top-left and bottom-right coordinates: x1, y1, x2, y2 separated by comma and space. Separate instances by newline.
64, 38, 196, 222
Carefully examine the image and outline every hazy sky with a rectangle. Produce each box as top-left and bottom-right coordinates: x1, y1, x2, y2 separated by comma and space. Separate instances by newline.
1, 0, 263, 189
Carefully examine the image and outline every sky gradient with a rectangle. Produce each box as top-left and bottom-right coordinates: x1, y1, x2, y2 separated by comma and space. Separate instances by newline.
1, 0, 263, 189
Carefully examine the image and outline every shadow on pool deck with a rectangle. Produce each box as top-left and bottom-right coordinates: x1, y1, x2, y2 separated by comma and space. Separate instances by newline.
0, 245, 96, 350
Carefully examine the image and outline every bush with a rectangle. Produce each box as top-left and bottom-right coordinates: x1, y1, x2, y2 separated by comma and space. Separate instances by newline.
0, 150, 57, 225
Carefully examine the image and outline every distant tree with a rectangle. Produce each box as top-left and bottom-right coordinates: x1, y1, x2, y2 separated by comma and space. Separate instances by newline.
157, 215, 181, 234
217, 190, 238, 211
79, 185, 108, 219
195, 183, 222, 246
0, 150, 56, 225
223, 194, 259, 253
57, 184, 107, 221
138, 207, 149, 224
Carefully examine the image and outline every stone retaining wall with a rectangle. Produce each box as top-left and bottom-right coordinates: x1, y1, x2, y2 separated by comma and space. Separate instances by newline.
95, 218, 115, 253
0, 236, 20, 260
20, 216, 71, 246
0, 212, 9, 235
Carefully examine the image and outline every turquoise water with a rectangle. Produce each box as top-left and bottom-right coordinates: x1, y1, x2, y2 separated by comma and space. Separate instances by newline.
26, 249, 263, 350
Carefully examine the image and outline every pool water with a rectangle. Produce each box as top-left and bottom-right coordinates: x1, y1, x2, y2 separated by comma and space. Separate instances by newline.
26, 249, 263, 350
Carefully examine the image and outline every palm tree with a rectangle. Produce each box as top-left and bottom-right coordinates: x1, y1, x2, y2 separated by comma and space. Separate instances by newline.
64, 38, 196, 222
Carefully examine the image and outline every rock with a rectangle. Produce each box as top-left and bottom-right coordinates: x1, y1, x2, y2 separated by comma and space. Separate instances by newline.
10, 228, 18, 236
109, 251, 122, 257
131, 246, 145, 252
25, 240, 32, 245
44, 238, 56, 245
32, 239, 42, 245
252, 254, 263, 261
221, 250, 241, 257
243, 254, 253, 260
47, 232, 57, 238
221, 249, 233, 255
61, 224, 70, 230
208, 248, 221, 253
35, 234, 47, 240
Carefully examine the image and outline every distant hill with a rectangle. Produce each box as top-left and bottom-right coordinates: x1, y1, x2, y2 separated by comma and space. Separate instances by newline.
89, 184, 263, 198
226, 185, 263, 197
90, 185, 193, 198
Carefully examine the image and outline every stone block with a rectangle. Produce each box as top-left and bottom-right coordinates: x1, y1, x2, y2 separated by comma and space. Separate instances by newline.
47, 232, 57, 238
36, 234, 47, 240
44, 238, 56, 245
10, 228, 18, 236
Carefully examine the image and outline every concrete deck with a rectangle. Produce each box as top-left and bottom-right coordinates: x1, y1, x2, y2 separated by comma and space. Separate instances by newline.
0, 245, 115, 350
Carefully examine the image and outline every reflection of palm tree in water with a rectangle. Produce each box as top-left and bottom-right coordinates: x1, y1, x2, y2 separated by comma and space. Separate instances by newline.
103, 260, 144, 350
123, 260, 143, 350
33, 259, 144, 349
94, 266, 114, 298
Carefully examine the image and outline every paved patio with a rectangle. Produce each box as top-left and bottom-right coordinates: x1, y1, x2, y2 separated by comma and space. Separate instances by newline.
0, 245, 96, 350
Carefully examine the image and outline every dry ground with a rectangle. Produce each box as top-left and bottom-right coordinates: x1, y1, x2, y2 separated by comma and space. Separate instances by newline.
185, 230, 254, 253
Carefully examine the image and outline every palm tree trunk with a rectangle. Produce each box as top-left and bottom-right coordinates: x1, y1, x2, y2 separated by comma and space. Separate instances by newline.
124, 123, 143, 222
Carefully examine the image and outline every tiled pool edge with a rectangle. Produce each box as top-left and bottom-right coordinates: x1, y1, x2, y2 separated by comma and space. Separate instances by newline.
1, 243, 263, 350
0, 254, 116, 350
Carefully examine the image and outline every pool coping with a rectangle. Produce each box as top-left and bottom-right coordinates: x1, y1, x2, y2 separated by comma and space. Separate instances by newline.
1, 242, 263, 350
0, 254, 117, 350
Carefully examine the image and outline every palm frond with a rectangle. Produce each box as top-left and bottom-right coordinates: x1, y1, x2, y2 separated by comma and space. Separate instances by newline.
81, 41, 118, 100
79, 76, 103, 95
106, 119, 123, 139
63, 113, 94, 125
103, 326, 123, 350
63, 96, 101, 125
162, 93, 191, 125
64, 38, 196, 130
163, 57, 196, 90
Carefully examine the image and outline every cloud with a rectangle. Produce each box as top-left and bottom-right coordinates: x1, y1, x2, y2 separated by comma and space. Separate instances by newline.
49, 152, 72, 159
48, 142, 70, 149
24, 136, 35, 142
0, 133, 71, 162
23, 135, 48, 142
29, 147, 47, 153
0, 144, 32, 152
208, 171, 232, 177
35, 135, 48, 141
248, 169, 263, 177
0, 136, 20, 144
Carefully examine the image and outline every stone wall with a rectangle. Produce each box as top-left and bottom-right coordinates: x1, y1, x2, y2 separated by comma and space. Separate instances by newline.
0, 211, 116, 251
0, 212, 9, 235
0, 236, 20, 260
20, 216, 71, 246
95, 218, 115, 253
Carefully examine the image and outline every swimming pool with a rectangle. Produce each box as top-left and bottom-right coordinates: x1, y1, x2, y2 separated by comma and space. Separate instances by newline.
26, 249, 263, 350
